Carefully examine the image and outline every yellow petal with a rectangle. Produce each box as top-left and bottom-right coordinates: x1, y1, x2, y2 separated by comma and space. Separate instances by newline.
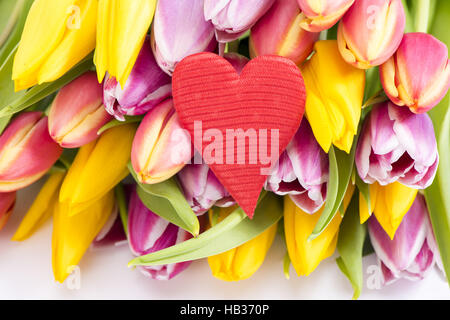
12, 172, 65, 241
207, 207, 277, 281
52, 190, 115, 283
94, 0, 113, 83
359, 182, 379, 224
301, 40, 365, 153
95, 0, 156, 85
284, 196, 342, 276
60, 124, 136, 214
38, 0, 97, 84
13, 0, 76, 90
373, 182, 418, 239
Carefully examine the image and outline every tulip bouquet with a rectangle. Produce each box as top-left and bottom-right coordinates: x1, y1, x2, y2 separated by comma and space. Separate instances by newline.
0, 0, 449, 299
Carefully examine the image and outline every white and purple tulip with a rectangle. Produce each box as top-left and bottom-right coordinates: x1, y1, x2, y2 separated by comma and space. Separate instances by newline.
128, 186, 192, 280
204, 0, 275, 42
103, 37, 172, 121
356, 102, 438, 189
151, 0, 217, 75
369, 194, 442, 285
178, 163, 235, 216
265, 119, 328, 214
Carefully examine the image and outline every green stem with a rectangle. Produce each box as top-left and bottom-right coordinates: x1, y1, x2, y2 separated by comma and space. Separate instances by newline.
115, 183, 129, 237
415, 0, 431, 33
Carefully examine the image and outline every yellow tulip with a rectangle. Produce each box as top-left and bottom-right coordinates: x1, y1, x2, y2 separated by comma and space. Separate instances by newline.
95, 0, 157, 86
359, 182, 418, 240
301, 40, 365, 153
59, 124, 136, 215
12, 172, 65, 241
12, 0, 97, 91
284, 184, 354, 276
208, 206, 277, 281
52, 190, 115, 283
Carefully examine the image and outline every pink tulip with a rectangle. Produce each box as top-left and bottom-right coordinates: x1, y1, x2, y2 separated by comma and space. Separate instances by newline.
356, 102, 438, 189
178, 163, 235, 216
204, 0, 275, 42
297, 0, 355, 32
131, 99, 192, 185
250, 0, 319, 65
151, 0, 217, 75
128, 185, 192, 280
49, 72, 113, 148
337, 0, 405, 69
103, 37, 172, 121
369, 194, 440, 285
0, 191, 16, 230
0, 112, 62, 192
380, 33, 450, 114
265, 120, 328, 214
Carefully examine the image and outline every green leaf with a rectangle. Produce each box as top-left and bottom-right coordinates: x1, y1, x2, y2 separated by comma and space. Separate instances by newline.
355, 173, 371, 219
97, 115, 145, 135
0, 0, 23, 49
128, 192, 283, 267
0, 53, 94, 118
425, 0, 450, 284
0, 1, 33, 129
115, 183, 129, 237
128, 163, 200, 237
309, 143, 356, 240
336, 192, 367, 300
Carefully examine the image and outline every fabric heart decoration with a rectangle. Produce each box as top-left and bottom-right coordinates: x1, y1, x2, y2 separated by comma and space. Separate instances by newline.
172, 53, 306, 218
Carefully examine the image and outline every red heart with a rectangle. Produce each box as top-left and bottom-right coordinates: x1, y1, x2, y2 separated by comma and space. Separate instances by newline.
173, 53, 306, 218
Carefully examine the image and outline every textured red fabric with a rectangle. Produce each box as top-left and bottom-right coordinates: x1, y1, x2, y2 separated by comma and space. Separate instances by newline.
173, 53, 306, 218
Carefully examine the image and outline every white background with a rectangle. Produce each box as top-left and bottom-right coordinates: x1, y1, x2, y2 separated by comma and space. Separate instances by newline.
0, 181, 449, 300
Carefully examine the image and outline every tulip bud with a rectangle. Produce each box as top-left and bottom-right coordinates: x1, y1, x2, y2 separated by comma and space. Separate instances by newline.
204, 0, 275, 42
103, 37, 172, 121
298, 0, 355, 32
250, 0, 319, 65
0, 112, 62, 192
265, 119, 328, 214
301, 40, 365, 153
128, 185, 191, 280
53, 191, 116, 283
208, 206, 277, 281
380, 33, 450, 114
369, 194, 439, 285
59, 124, 136, 215
151, 0, 217, 75
13, 0, 97, 91
337, 0, 405, 69
49, 72, 113, 148
0, 192, 16, 231
356, 102, 438, 189
132, 99, 192, 185
178, 163, 235, 216
95, 0, 157, 86
284, 185, 354, 276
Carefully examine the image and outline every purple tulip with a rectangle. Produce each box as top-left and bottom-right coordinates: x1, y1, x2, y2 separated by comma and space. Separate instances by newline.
204, 0, 275, 42
356, 102, 438, 189
128, 185, 192, 280
265, 120, 328, 214
103, 37, 172, 121
178, 163, 235, 216
151, 0, 217, 75
369, 194, 441, 285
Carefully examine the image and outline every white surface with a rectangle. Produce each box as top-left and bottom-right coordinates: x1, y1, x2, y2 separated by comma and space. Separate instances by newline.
0, 181, 449, 300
